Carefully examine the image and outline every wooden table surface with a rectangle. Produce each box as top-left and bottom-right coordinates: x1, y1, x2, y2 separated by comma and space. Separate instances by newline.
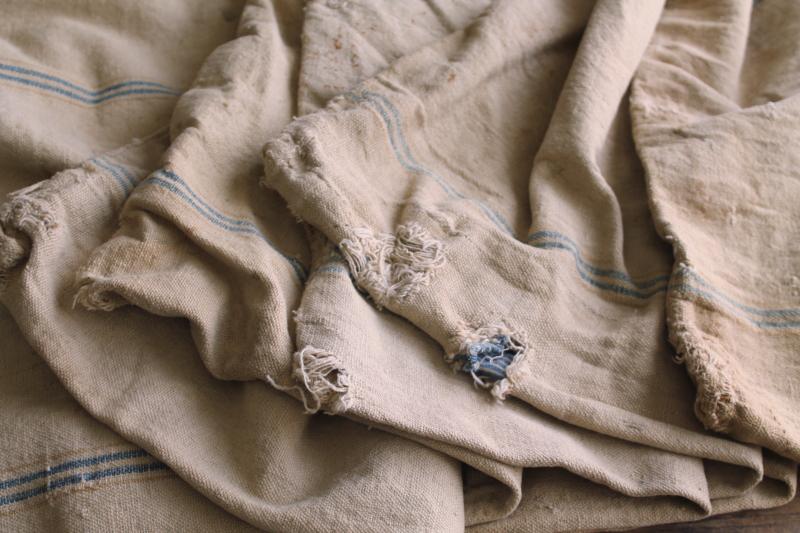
635, 493, 800, 532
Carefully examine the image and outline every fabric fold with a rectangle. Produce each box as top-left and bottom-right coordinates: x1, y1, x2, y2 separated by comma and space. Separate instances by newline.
631, 0, 800, 462
0, 134, 466, 532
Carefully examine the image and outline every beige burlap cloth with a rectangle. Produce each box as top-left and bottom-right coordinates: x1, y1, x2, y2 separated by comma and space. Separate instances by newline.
0, 1, 253, 530
263, 0, 799, 527
0, 0, 798, 531
0, 2, 466, 531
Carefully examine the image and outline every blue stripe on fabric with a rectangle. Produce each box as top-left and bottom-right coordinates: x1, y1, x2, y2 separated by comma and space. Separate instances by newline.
673, 283, 800, 329
351, 93, 459, 198
0, 449, 149, 492
91, 158, 135, 193
677, 267, 800, 319
0, 63, 179, 96
145, 174, 307, 282
533, 241, 667, 299
350, 91, 515, 235
348, 91, 799, 324
526, 231, 800, 327
0, 462, 167, 507
530, 238, 800, 328
0, 72, 179, 105
571, 259, 666, 299
528, 231, 670, 289
363, 91, 514, 234
103, 157, 140, 185
157, 170, 263, 230
354, 91, 671, 300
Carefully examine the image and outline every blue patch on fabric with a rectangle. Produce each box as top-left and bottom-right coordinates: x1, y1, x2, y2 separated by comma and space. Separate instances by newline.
453, 334, 520, 383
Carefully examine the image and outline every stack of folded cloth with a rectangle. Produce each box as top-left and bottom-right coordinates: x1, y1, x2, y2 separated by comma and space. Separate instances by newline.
1, 0, 798, 531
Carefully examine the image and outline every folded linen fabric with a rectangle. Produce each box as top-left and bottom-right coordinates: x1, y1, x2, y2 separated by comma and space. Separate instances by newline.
0, 303, 258, 532
0, 0, 243, 192
0, 1, 254, 529
292, 2, 794, 525
70, 0, 796, 526
262, 0, 799, 525
0, 1, 464, 531
632, 0, 800, 462
0, 133, 466, 532
0, 0, 798, 531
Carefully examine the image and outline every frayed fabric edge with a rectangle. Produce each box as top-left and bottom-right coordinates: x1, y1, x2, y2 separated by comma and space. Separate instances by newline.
0, 184, 61, 289
339, 222, 445, 310
266, 346, 352, 415
0, 231, 28, 290
447, 324, 528, 401
72, 275, 129, 312
661, 228, 739, 433
668, 275, 738, 433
